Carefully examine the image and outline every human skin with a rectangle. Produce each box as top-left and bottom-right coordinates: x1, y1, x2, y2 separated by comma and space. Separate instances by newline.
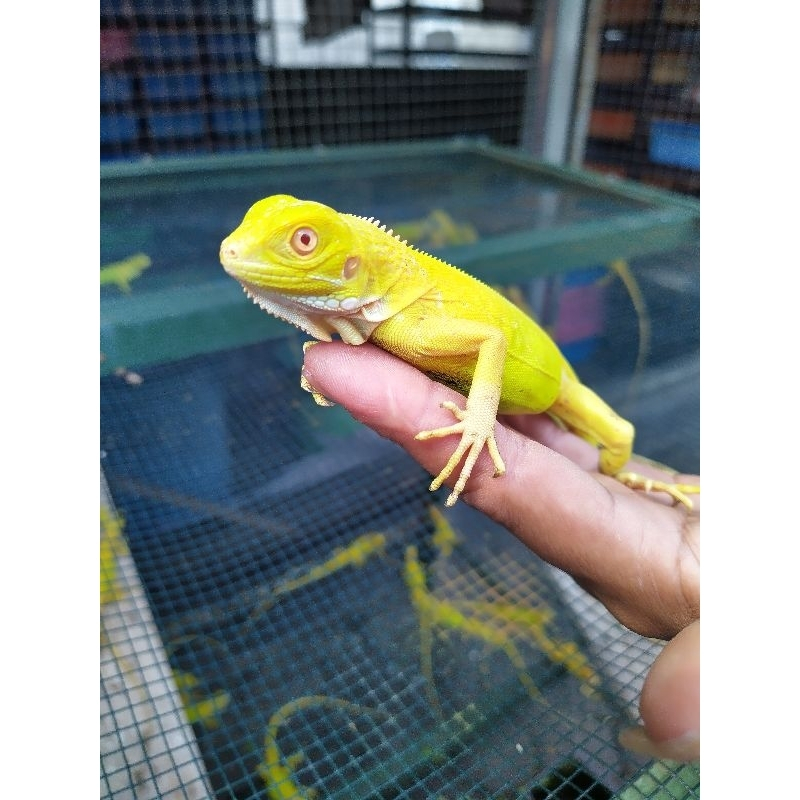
302, 341, 700, 762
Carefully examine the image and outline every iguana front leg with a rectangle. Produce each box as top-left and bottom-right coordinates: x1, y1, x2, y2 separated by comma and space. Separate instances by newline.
416, 380, 506, 507
375, 317, 508, 507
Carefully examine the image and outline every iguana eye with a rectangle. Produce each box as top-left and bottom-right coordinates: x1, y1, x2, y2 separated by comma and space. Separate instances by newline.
291, 227, 318, 255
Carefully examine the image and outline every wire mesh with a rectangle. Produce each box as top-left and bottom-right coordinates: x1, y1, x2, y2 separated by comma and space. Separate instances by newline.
100, 1, 699, 197
100, 2, 699, 790
100, 137, 699, 796
100, 222, 698, 796
583, 0, 699, 195
100, 0, 535, 160
100, 328, 692, 799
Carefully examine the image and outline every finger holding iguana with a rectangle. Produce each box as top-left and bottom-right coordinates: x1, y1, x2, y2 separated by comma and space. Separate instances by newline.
302, 340, 698, 641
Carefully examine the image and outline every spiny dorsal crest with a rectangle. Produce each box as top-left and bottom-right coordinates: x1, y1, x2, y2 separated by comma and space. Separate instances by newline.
347, 212, 462, 272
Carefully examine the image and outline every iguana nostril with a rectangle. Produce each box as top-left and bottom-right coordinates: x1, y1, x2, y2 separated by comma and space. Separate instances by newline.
220, 241, 238, 262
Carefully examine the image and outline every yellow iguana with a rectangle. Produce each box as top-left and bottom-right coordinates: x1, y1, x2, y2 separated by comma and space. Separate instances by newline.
403, 542, 540, 714
173, 670, 230, 729
100, 253, 152, 293
258, 695, 385, 799
250, 532, 386, 617
219, 195, 699, 508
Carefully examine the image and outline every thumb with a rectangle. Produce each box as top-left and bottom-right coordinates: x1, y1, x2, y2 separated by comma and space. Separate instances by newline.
619, 619, 700, 762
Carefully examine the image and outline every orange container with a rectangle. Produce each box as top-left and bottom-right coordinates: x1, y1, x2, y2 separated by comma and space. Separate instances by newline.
589, 109, 637, 141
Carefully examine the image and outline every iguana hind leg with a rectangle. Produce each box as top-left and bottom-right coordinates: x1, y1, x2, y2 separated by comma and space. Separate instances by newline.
551, 372, 698, 509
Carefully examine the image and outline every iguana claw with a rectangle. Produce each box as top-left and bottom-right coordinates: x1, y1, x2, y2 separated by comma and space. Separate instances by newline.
416, 400, 506, 506
615, 471, 699, 510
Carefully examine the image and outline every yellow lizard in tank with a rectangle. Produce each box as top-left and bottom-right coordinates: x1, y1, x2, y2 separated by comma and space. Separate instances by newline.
250, 532, 386, 617
100, 253, 152, 293
220, 195, 699, 508
258, 695, 385, 800
100, 506, 128, 607
404, 543, 540, 715
172, 669, 231, 729
417, 506, 600, 703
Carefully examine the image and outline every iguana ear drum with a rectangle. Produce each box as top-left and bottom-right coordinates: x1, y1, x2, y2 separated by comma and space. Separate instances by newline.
343, 256, 360, 280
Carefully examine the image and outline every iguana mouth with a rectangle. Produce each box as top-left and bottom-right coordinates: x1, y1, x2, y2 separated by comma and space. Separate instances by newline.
220, 247, 371, 314
240, 281, 372, 316
236, 282, 382, 345
238, 282, 334, 340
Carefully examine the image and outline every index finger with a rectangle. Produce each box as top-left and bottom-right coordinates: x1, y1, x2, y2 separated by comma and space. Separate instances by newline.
300, 341, 686, 584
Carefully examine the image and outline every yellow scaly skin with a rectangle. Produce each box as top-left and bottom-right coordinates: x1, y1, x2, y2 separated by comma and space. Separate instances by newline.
220, 195, 699, 508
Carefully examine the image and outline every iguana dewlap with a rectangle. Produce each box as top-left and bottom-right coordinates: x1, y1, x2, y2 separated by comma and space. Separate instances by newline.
220, 194, 697, 508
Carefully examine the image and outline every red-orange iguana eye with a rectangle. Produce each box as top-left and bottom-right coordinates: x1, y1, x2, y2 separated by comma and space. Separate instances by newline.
291, 227, 318, 255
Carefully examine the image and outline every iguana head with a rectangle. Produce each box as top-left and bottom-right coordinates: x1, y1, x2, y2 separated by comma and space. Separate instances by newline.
221, 193, 370, 303
221, 194, 391, 341
221, 194, 429, 343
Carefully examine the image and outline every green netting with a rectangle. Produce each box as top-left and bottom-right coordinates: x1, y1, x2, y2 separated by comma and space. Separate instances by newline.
101, 298, 697, 798
100, 140, 698, 799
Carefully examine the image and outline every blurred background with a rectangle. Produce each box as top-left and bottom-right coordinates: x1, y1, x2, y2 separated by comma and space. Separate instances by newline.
100, 3, 700, 799
100, 0, 698, 194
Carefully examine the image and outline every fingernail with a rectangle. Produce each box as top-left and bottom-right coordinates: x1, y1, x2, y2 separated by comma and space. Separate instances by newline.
619, 726, 699, 763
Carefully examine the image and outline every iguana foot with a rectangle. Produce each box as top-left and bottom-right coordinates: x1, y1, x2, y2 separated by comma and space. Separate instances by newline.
615, 471, 699, 510
300, 341, 336, 406
300, 371, 335, 407
415, 400, 506, 506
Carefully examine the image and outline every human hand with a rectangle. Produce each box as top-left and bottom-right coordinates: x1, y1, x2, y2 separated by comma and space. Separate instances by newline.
302, 340, 700, 762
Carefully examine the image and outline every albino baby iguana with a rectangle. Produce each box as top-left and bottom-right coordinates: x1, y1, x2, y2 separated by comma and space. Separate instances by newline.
220, 194, 699, 508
